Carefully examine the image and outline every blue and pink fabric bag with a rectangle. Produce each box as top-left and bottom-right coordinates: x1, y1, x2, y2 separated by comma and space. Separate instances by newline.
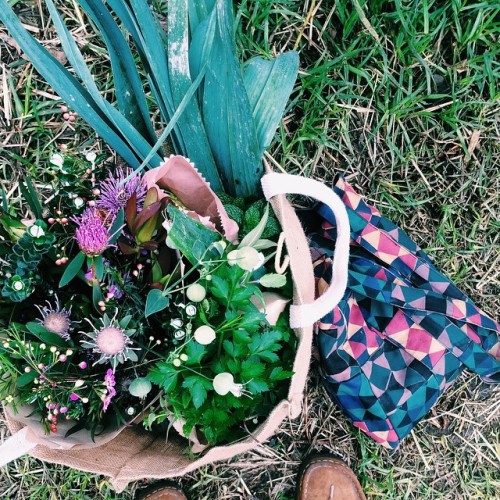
311, 176, 500, 449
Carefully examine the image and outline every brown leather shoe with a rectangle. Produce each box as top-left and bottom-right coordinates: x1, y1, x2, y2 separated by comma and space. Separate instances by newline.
296, 456, 366, 500
135, 481, 187, 500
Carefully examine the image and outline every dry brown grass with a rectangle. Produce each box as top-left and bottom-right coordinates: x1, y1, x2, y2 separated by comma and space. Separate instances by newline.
1, 0, 499, 498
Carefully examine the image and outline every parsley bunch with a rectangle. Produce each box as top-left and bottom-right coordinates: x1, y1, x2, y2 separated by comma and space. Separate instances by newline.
146, 256, 296, 446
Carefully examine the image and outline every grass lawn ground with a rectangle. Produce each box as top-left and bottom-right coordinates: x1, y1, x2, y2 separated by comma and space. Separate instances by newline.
1, 0, 499, 498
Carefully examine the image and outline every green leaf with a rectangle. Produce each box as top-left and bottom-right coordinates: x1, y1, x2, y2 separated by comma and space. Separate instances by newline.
241, 359, 265, 379
59, 251, 85, 287
108, 209, 124, 244
257, 351, 280, 363
148, 362, 178, 392
252, 239, 277, 250
185, 341, 206, 365
248, 379, 269, 394
222, 340, 234, 356
16, 370, 38, 387
77, 0, 157, 143
44, 0, 161, 167
93, 255, 104, 282
239, 205, 269, 248
243, 52, 299, 154
92, 280, 103, 310
203, 408, 229, 427
129, 60, 211, 180
182, 376, 208, 409
0, 186, 7, 211
232, 286, 256, 304
259, 273, 287, 288
233, 329, 251, 344
189, 5, 216, 78
249, 329, 282, 355
166, 0, 222, 189
121, 0, 220, 184
199, 0, 263, 196
209, 275, 229, 301
26, 322, 69, 348
269, 367, 294, 381
119, 315, 133, 329
145, 289, 170, 317
18, 177, 42, 220
236, 311, 266, 333
167, 206, 220, 265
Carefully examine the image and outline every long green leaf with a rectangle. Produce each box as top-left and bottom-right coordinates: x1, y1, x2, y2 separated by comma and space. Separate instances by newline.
108, 208, 124, 244
106, 0, 178, 150
0, 186, 7, 211
126, 0, 221, 184
126, 0, 176, 124
189, 6, 217, 82
26, 322, 69, 347
127, 62, 211, 179
167, 0, 222, 189
243, 52, 299, 154
44, 0, 162, 167
59, 251, 85, 287
200, 0, 263, 196
0, 0, 141, 168
78, 0, 157, 143
19, 177, 42, 220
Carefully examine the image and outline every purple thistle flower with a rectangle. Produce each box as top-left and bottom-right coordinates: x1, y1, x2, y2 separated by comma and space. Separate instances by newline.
74, 209, 109, 257
96, 167, 146, 216
103, 368, 117, 412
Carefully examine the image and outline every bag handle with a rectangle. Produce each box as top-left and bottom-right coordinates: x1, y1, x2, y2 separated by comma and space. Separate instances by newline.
261, 172, 350, 328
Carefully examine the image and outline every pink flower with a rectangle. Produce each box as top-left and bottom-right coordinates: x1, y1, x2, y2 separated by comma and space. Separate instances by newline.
74, 209, 109, 256
102, 369, 116, 412
143, 156, 239, 242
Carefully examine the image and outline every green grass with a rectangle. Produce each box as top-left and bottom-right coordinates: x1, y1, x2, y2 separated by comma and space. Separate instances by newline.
1, 0, 499, 498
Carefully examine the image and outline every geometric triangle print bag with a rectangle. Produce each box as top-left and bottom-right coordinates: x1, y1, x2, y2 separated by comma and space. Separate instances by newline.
311, 175, 500, 449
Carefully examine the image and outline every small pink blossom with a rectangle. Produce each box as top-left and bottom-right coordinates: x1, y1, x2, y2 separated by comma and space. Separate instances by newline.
103, 369, 117, 412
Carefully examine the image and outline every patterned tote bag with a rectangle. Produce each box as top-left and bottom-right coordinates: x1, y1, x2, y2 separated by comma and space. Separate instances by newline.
312, 175, 500, 449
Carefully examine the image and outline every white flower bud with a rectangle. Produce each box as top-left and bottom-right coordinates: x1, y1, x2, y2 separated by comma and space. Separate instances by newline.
227, 247, 264, 271
186, 284, 206, 303
213, 372, 243, 397
85, 151, 97, 163
194, 325, 216, 345
29, 225, 45, 238
49, 153, 64, 167
185, 304, 197, 317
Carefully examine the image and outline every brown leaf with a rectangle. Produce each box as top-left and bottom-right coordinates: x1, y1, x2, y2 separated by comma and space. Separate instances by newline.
143, 155, 239, 242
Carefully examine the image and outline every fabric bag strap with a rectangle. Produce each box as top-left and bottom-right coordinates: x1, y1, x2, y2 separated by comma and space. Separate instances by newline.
261, 172, 350, 328
0, 426, 37, 467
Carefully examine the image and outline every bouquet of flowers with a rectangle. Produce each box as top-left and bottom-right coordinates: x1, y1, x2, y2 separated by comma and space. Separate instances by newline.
1, 151, 299, 447
0, 0, 330, 489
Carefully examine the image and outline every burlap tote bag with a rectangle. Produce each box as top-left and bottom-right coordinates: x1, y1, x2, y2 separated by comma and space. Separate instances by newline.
0, 172, 350, 492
